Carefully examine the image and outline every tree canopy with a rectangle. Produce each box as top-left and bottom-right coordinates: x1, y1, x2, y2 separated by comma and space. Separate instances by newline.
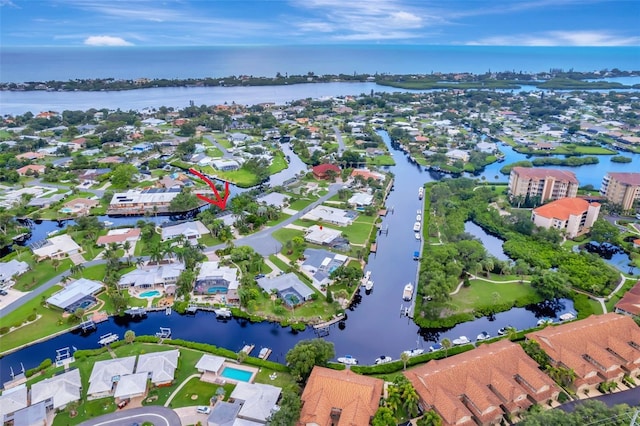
285, 338, 335, 382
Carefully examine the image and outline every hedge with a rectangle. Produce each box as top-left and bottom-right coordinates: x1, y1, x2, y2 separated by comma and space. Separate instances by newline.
25, 358, 52, 378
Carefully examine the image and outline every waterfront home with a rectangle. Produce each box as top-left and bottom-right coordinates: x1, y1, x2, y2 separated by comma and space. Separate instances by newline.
30, 369, 81, 410
59, 197, 99, 216
304, 225, 342, 246
194, 261, 239, 297
87, 357, 136, 398
212, 158, 241, 171
404, 340, 559, 426
301, 248, 349, 288
302, 205, 357, 227
108, 188, 180, 215
531, 198, 600, 238
160, 220, 209, 243
136, 350, 180, 386
46, 278, 104, 312
614, 280, 640, 317
445, 149, 470, 163
312, 163, 341, 180
256, 192, 288, 208
0, 386, 28, 425
32, 234, 82, 261
228, 382, 281, 424
0, 259, 29, 285
256, 273, 314, 306
526, 313, 640, 392
348, 192, 374, 207
195, 354, 226, 381
114, 372, 148, 401
350, 168, 385, 182
96, 228, 141, 247
299, 366, 383, 426
118, 262, 185, 291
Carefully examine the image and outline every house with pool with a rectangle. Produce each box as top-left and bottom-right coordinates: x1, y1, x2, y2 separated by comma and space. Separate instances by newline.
256, 273, 315, 307
46, 278, 104, 312
117, 261, 185, 295
194, 261, 239, 299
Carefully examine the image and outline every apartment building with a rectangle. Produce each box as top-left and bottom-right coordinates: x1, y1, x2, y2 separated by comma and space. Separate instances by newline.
600, 172, 640, 211
508, 167, 578, 203
531, 197, 600, 238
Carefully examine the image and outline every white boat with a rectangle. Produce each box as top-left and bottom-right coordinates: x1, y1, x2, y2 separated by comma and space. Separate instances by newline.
374, 355, 393, 365
476, 331, 491, 341
415, 232, 421, 240
429, 343, 443, 352
559, 312, 576, 321
498, 326, 513, 336
361, 271, 372, 286
416, 214, 422, 222
417, 209, 422, 215
402, 283, 413, 301
452, 336, 470, 345
403, 348, 424, 357
258, 347, 272, 360
103, 221, 114, 227
365, 280, 374, 291
337, 355, 358, 365
418, 187, 424, 199
413, 222, 421, 231
537, 318, 553, 326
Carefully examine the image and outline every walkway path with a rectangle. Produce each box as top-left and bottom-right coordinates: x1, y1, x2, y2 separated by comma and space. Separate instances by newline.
164, 373, 200, 407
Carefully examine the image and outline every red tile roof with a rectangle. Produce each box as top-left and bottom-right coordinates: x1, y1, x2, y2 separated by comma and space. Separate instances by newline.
607, 172, 640, 186
532, 197, 597, 221
312, 163, 340, 179
615, 281, 640, 315
511, 167, 578, 184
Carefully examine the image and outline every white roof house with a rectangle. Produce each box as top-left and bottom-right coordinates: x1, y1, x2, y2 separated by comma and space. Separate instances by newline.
0, 386, 28, 419
231, 382, 281, 423
256, 192, 288, 207
114, 372, 148, 399
161, 220, 209, 241
195, 261, 239, 293
195, 354, 226, 374
0, 259, 29, 285
46, 278, 103, 311
118, 262, 185, 289
30, 369, 81, 410
256, 273, 314, 306
302, 206, 356, 227
32, 234, 81, 260
88, 356, 136, 397
348, 192, 374, 206
136, 350, 180, 385
304, 225, 342, 245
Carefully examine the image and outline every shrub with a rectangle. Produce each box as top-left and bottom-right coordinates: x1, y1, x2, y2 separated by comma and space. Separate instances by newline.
0, 327, 9, 334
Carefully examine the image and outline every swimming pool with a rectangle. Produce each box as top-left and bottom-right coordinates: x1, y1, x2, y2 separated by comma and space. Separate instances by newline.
220, 366, 253, 382
60, 207, 73, 213
139, 290, 161, 298
207, 287, 227, 294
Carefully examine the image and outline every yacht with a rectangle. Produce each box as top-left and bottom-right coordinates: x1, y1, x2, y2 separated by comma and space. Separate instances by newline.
418, 187, 424, 199
337, 355, 358, 365
374, 355, 393, 365
498, 326, 514, 336
365, 280, 374, 291
452, 336, 470, 345
403, 348, 424, 357
361, 271, 371, 287
429, 343, 443, 352
415, 232, 421, 240
413, 222, 421, 232
402, 283, 414, 301
416, 214, 422, 222
476, 331, 491, 341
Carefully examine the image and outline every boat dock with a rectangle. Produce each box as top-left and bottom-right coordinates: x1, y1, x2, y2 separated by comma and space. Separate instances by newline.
258, 347, 272, 360
214, 307, 232, 318
98, 333, 119, 346
124, 307, 147, 317
155, 327, 172, 339
240, 344, 255, 355
370, 243, 377, 253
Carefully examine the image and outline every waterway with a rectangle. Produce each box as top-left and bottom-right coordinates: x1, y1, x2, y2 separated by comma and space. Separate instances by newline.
0, 130, 577, 383
464, 221, 508, 262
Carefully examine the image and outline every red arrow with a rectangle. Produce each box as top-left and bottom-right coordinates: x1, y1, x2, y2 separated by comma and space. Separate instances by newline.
188, 168, 230, 210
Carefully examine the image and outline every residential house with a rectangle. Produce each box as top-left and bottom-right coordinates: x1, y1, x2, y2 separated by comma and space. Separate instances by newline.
60, 197, 99, 216
256, 273, 314, 306
600, 172, 640, 211
348, 192, 374, 207
0, 386, 28, 425
229, 382, 281, 424
350, 168, 385, 182
301, 248, 348, 287
508, 167, 579, 202
118, 262, 185, 291
160, 220, 209, 242
32, 234, 82, 261
304, 225, 342, 246
194, 261, 239, 297
130, 142, 154, 154
31, 369, 82, 410
298, 366, 383, 426
206, 400, 243, 426
136, 350, 180, 386
46, 278, 103, 312
531, 198, 600, 238
96, 228, 141, 247
114, 372, 148, 400
9, 401, 47, 426
256, 192, 288, 208
0, 259, 29, 285
78, 168, 111, 184
312, 163, 341, 180
446, 149, 470, 163
212, 159, 240, 171
404, 340, 560, 426
108, 188, 181, 215
17, 164, 46, 177
195, 354, 227, 383
16, 151, 45, 161
87, 356, 136, 398
302, 206, 356, 227
228, 133, 252, 145
476, 141, 497, 153
614, 280, 640, 317
526, 313, 640, 392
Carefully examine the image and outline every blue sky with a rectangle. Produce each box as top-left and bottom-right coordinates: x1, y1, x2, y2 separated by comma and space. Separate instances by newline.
1, 0, 639, 47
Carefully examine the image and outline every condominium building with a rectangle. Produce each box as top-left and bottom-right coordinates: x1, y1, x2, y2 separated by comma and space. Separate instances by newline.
508, 167, 578, 202
600, 172, 640, 211
531, 197, 600, 238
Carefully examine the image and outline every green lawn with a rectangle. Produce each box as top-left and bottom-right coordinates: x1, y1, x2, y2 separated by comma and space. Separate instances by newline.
207, 147, 224, 157
199, 233, 223, 247
288, 198, 316, 210
271, 228, 305, 244
79, 264, 106, 281
14, 257, 73, 291
447, 280, 541, 314
52, 397, 116, 426
203, 166, 261, 187
268, 255, 291, 272
168, 377, 235, 409
268, 152, 288, 174
265, 213, 291, 227
366, 155, 396, 166
134, 233, 161, 256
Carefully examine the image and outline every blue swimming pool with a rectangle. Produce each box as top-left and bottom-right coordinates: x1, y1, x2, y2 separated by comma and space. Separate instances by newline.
220, 366, 252, 382
60, 207, 73, 213
139, 290, 161, 298
207, 287, 227, 294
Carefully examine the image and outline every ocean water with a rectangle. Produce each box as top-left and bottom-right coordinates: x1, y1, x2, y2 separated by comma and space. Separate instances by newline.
1, 45, 639, 82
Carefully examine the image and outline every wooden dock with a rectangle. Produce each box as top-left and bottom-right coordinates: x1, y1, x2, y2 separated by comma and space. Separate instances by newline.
258, 347, 272, 360
240, 344, 255, 355
98, 333, 119, 346
370, 243, 377, 253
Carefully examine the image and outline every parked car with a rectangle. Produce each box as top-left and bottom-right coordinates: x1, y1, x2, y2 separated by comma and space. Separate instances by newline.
117, 399, 129, 409
197, 406, 211, 414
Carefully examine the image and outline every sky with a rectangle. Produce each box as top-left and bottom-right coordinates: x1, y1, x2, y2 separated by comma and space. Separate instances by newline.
1, 0, 639, 47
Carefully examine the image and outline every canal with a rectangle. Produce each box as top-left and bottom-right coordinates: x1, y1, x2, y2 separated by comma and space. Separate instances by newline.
0, 130, 577, 382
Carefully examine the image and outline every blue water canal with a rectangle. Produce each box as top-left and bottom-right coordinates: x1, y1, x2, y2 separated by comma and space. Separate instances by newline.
0, 130, 590, 383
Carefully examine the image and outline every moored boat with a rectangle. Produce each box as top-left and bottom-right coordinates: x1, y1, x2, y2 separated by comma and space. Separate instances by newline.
403, 348, 424, 357
452, 336, 470, 345
365, 280, 374, 291
374, 355, 393, 365
429, 343, 442, 352
476, 331, 491, 341
418, 187, 424, 199
415, 232, 421, 240
402, 283, 413, 301
337, 355, 358, 365
413, 222, 421, 231
537, 318, 553, 326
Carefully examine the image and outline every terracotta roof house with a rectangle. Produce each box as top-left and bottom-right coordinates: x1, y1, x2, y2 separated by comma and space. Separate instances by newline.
351, 168, 385, 182
526, 313, 640, 392
96, 228, 141, 246
16, 164, 46, 176
531, 198, 600, 238
60, 197, 99, 216
299, 366, 383, 426
404, 340, 559, 426
615, 281, 640, 317
312, 163, 341, 180
16, 151, 45, 161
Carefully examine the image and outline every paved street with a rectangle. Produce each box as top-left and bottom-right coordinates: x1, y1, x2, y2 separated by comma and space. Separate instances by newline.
560, 386, 640, 412
78, 406, 181, 426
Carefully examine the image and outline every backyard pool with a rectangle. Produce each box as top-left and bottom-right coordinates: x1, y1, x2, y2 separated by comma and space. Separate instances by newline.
220, 366, 253, 382
139, 290, 161, 298
207, 287, 228, 294
59, 208, 73, 213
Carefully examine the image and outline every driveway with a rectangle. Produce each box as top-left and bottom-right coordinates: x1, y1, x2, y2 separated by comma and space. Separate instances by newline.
78, 406, 181, 426
332, 125, 345, 154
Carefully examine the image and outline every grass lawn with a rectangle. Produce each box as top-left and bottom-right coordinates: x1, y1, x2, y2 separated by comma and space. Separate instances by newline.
215, 137, 233, 149
605, 278, 638, 312
271, 228, 305, 245
52, 397, 116, 426
268, 152, 288, 174
69, 230, 103, 260
203, 166, 260, 187
288, 198, 316, 210
134, 233, 161, 256
79, 264, 106, 281
447, 280, 541, 314
207, 147, 224, 157
168, 377, 235, 409
199, 234, 223, 247
265, 213, 291, 227
14, 257, 73, 291
269, 255, 291, 272
366, 154, 396, 166
590, 299, 605, 315
337, 220, 374, 245
97, 289, 147, 314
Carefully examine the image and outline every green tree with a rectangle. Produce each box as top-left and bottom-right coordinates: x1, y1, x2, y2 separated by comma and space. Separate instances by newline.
441, 338, 452, 358
400, 351, 410, 370
372, 407, 397, 426
417, 410, 443, 426
589, 219, 619, 243
267, 388, 301, 426
169, 188, 200, 212
111, 164, 138, 189
531, 271, 570, 300
285, 339, 335, 382
124, 329, 135, 344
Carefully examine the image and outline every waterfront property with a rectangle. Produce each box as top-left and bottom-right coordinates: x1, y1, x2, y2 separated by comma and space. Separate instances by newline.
614, 280, 640, 317
118, 262, 185, 293
30, 369, 81, 410
194, 261, 239, 297
600, 172, 640, 211
531, 198, 600, 239
107, 188, 181, 215
256, 273, 314, 306
32, 234, 82, 261
311, 163, 341, 180
195, 354, 226, 381
348, 192, 374, 207
404, 340, 560, 426
303, 224, 342, 246
160, 220, 209, 242
95, 228, 141, 247
299, 366, 384, 426
135, 349, 180, 386
301, 248, 349, 288
59, 197, 99, 216
0, 386, 28, 425
302, 205, 357, 227
508, 167, 578, 203
113, 372, 148, 400
87, 356, 136, 398
46, 278, 104, 312
526, 313, 640, 393
0, 259, 29, 286
227, 381, 281, 424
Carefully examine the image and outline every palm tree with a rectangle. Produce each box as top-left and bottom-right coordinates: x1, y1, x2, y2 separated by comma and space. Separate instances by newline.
122, 241, 132, 265
441, 338, 452, 358
51, 258, 61, 271
400, 352, 410, 371
148, 245, 164, 265
384, 385, 402, 414
401, 382, 420, 418
506, 326, 518, 341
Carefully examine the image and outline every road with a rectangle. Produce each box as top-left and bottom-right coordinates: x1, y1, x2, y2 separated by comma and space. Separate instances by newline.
203, 134, 233, 159
559, 386, 640, 412
78, 406, 181, 426
332, 125, 345, 154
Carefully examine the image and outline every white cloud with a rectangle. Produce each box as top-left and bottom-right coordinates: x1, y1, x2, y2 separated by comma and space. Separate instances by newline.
84, 35, 133, 46
468, 31, 640, 46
